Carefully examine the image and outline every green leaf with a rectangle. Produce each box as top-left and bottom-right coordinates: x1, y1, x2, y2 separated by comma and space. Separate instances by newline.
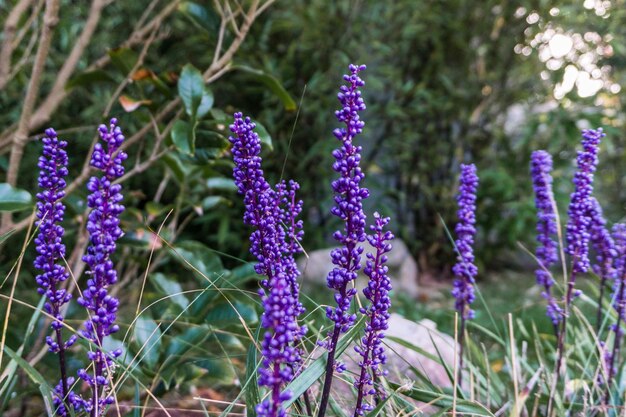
0, 229, 14, 244
165, 325, 211, 361
197, 88, 214, 119
0, 183, 32, 212
178, 2, 220, 34
253, 121, 273, 151
162, 153, 192, 183
388, 383, 495, 416
245, 328, 261, 417
108, 47, 139, 74
3, 346, 54, 416
206, 177, 237, 192
133, 316, 162, 368
194, 358, 237, 384
201, 196, 229, 210
172, 120, 195, 155
282, 316, 366, 408
178, 64, 213, 119
204, 301, 258, 328
172, 240, 225, 280
232, 65, 297, 111
65, 69, 115, 90
151, 273, 190, 310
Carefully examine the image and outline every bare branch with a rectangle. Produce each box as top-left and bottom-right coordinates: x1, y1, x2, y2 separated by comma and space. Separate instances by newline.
2, 0, 60, 229
27, 0, 181, 131
0, 0, 34, 89
29, 0, 108, 129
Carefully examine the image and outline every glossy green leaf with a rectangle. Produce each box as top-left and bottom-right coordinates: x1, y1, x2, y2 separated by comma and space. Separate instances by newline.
201, 196, 229, 210
65, 69, 115, 90
178, 64, 213, 119
172, 120, 195, 155
0, 183, 32, 212
151, 273, 190, 310
133, 316, 162, 368
232, 65, 297, 111
164, 325, 211, 361
253, 121, 273, 151
172, 240, 225, 280
108, 47, 139, 74
204, 301, 258, 327
178, 2, 220, 34
206, 177, 237, 192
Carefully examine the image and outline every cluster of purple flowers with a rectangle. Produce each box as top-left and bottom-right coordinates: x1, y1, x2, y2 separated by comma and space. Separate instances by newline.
353, 213, 394, 415
34, 128, 77, 415
530, 150, 561, 327
33, 119, 127, 416
565, 128, 604, 302
229, 113, 305, 417
325, 63, 369, 346
229, 65, 399, 417
76, 118, 127, 415
317, 64, 372, 417
451, 164, 479, 321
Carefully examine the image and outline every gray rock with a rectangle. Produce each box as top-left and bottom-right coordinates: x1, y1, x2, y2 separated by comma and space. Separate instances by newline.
297, 239, 419, 298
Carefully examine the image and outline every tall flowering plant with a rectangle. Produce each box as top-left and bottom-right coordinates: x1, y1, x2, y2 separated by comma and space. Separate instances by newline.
76, 119, 127, 416
229, 113, 305, 417
34, 128, 77, 415
318, 64, 369, 417
530, 150, 561, 332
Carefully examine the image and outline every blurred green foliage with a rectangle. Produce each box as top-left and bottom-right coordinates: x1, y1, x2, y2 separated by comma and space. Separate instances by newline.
231, 0, 626, 273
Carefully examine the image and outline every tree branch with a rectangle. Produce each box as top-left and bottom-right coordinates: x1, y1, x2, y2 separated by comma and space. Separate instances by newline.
27, 0, 181, 131
2, 0, 60, 229
29, 0, 108, 129
0, 0, 34, 89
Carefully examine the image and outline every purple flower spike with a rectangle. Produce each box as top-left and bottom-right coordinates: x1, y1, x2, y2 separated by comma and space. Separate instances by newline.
452, 164, 479, 321
607, 224, 626, 383
325, 63, 369, 340
354, 213, 394, 416
76, 118, 127, 416
589, 198, 616, 280
530, 150, 562, 328
565, 128, 604, 304
229, 113, 305, 417
588, 197, 617, 329
318, 64, 369, 417
34, 128, 77, 415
